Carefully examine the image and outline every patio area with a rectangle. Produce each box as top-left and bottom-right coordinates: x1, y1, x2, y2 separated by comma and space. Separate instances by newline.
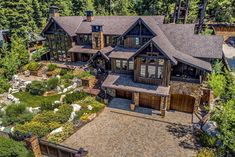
62, 98, 197, 157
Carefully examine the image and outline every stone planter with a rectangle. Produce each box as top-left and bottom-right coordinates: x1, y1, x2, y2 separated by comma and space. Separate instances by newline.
81, 77, 96, 88
130, 104, 135, 111
161, 108, 166, 117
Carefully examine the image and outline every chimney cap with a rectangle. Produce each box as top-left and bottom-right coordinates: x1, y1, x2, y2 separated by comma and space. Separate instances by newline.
86, 10, 94, 16
50, 5, 59, 9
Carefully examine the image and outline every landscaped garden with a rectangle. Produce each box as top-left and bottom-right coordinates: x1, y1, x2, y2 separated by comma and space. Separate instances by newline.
0, 61, 105, 145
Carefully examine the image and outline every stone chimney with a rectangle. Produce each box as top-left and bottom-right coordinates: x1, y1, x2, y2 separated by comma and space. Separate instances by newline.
91, 24, 104, 50
25, 135, 42, 157
86, 10, 94, 22
49, 6, 59, 18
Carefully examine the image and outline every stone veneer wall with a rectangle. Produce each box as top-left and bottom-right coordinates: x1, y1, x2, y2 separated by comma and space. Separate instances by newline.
169, 81, 203, 110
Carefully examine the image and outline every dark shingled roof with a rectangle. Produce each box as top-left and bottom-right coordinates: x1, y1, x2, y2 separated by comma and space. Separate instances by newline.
102, 73, 170, 96
159, 24, 223, 59
52, 16, 83, 36
108, 47, 137, 59
68, 45, 114, 54
76, 16, 165, 35
42, 15, 223, 71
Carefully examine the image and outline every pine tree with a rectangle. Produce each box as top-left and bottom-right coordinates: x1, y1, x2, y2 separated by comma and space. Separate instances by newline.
32, 0, 43, 29
10, 35, 29, 67
0, 0, 37, 39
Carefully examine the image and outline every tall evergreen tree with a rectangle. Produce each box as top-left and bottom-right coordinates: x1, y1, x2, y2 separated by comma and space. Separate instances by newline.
32, 0, 43, 29
72, 0, 94, 16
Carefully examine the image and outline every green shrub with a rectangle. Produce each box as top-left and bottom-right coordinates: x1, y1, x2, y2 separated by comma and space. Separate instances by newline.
61, 73, 74, 80
40, 100, 60, 111
78, 96, 105, 112
47, 68, 61, 76
26, 80, 46, 95
15, 121, 51, 138
47, 77, 59, 90
2, 103, 34, 126
27, 61, 41, 71
47, 63, 57, 71
60, 69, 69, 76
199, 133, 217, 148
64, 92, 87, 104
0, 77, 11, 94
55, 104, 73, 123
78, 71, 93, 79
208, 73, 226, 97
47, 122, 74, 143
32, 111, 56, 123
0, 136, 31, 157
0, 68, 6, 76
211, 100, 235, 152
33, 104, 72, 124
14, 104, 72, 138
197, 148, 216, 157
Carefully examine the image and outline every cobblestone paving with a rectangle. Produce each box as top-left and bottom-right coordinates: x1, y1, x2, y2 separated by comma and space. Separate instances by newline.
62, 99, 197, 157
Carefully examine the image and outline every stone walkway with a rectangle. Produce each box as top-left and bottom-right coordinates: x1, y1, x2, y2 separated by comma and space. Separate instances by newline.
62, 99, 197, 157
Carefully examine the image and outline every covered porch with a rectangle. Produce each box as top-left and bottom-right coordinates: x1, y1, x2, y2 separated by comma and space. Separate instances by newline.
68, 45, 113, 62
68, 45, 97, 62
102, 74, 170, 116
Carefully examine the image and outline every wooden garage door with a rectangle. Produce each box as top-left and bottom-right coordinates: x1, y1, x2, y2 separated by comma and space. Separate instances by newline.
170, 94, 195, 113
116, 90, 132, 99
139, 93, 161, 110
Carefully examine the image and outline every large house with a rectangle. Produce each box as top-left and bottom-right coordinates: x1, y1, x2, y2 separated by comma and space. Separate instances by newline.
42, 7, 225, 115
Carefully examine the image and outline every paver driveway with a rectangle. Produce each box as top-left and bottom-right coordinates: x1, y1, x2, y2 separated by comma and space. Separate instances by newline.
62, 99, 197, 157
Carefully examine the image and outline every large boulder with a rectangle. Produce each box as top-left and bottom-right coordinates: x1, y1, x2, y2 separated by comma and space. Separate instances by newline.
69, 111, 76, 122
26, 107, 41, 114
24, 70, 30, 77
49, 127, 63, 135
60, 95, 66, 103
7, 94, 15, 100
71, 104, 81, 112
202, 121, 219, 137
87, 105, 93, 111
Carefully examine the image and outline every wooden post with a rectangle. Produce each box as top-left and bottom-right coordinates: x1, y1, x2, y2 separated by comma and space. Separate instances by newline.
160, 96, 166, 117
25, 135, 42, 157
133, 92, 139, 106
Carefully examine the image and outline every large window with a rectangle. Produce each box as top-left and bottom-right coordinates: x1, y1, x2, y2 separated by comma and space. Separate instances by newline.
115, 60, 133, 71
78, 34, 92, 44
140, 65, 146, 77
129, 61, 134, 70
148, 65, 156, 78
140, 58, 164, 79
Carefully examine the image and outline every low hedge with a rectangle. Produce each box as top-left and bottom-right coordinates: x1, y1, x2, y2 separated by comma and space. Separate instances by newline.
15, 104, 73, 138
0, 136, 32, 157
199, 132, 217, 148
197, 148, 216, 157
64, 92, 87, 104
47, 63, 57, 71
47, 122, 74, 144
26, 80, 46, 95
27, 61, 41, 71
47, 77, 59, 90
40, 100, 60, 111
1, 103, 34, 126
78, 71, 94, 79
0, 77, 11, 94
46, 68, 61, 76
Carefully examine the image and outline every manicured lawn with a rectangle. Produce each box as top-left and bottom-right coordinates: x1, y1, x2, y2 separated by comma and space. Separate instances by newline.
13, 92, 61, 107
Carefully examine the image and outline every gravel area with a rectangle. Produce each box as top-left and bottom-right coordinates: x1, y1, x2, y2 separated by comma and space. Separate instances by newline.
62, 99, 197, 157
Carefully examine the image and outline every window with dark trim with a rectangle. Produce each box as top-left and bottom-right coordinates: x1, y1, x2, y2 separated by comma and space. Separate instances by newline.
140, 58, 164, 79
129, 61, 134, 70
115, 60, 133, 71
